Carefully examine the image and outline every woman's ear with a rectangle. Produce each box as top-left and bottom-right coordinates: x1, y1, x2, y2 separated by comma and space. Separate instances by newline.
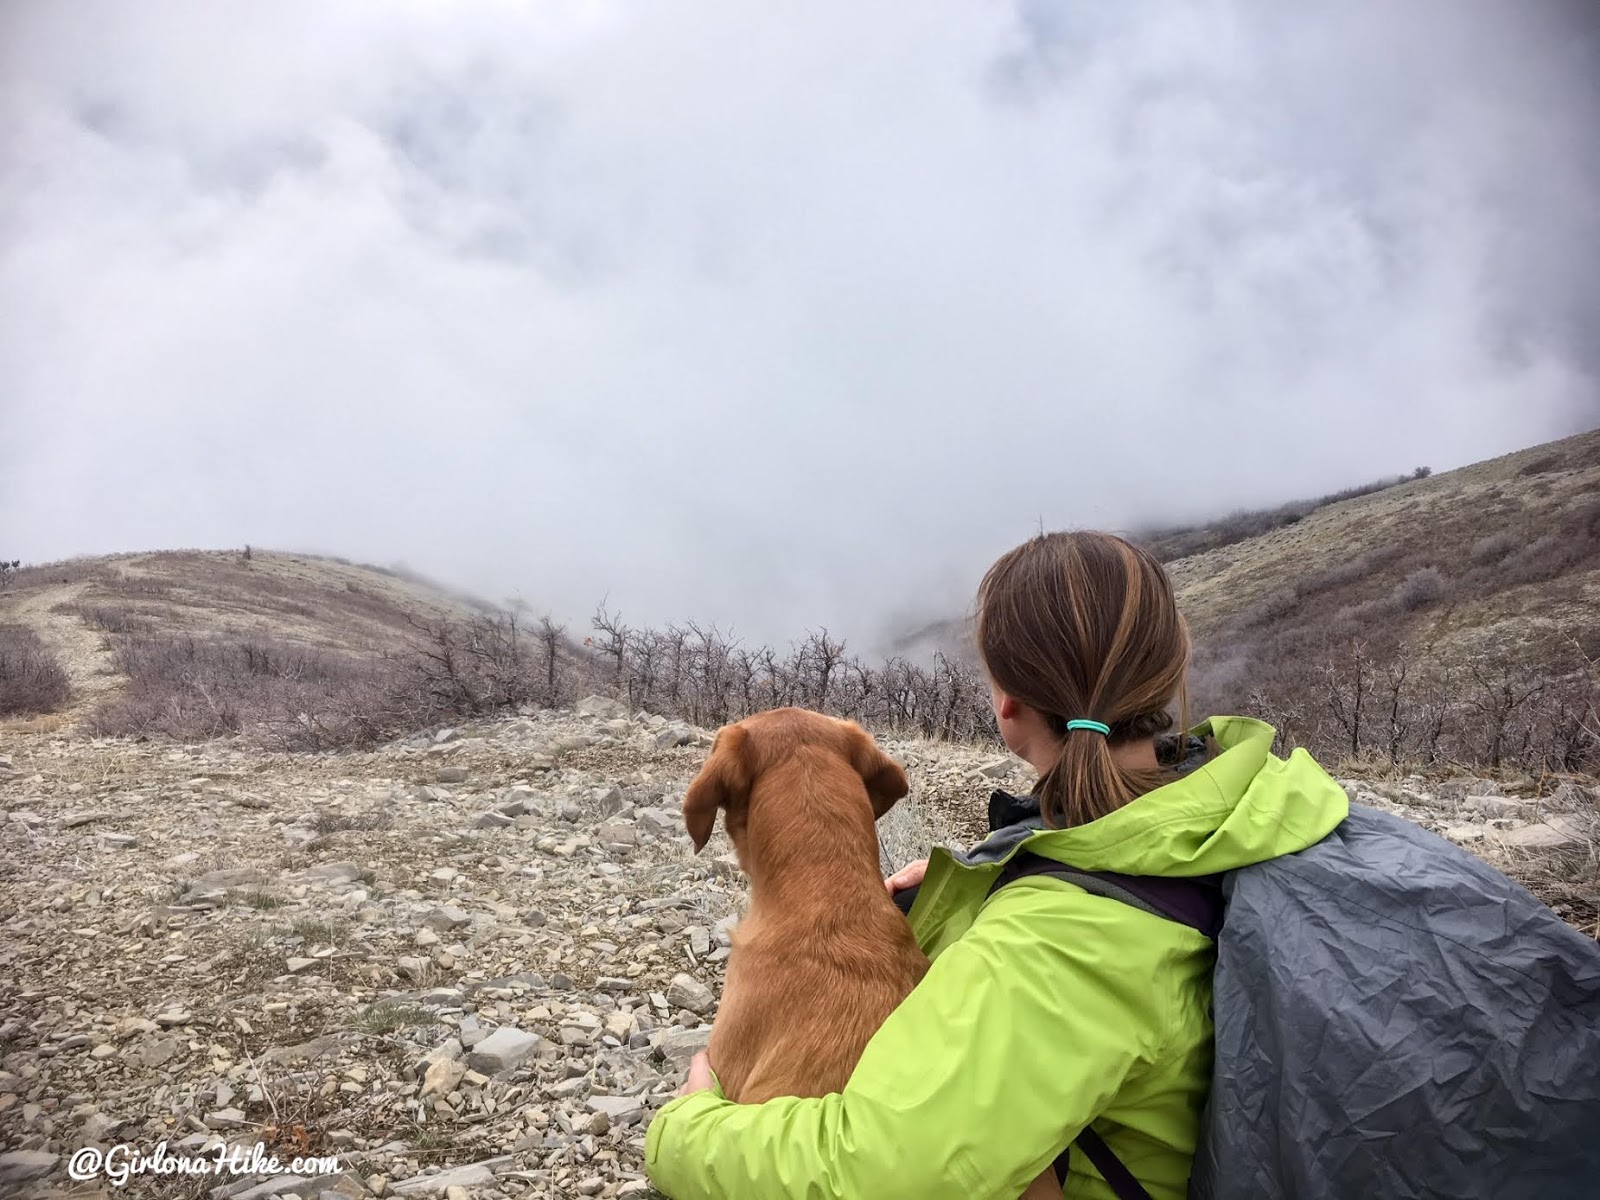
682, 724, 751, 853
846, 723, 910, 819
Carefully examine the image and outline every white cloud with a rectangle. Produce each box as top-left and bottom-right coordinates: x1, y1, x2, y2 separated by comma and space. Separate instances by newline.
2, 0, 1596, 649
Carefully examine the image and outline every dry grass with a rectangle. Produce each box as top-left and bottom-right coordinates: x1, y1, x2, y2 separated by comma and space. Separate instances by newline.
353, 1002, 436, 1035
1502, 840, 1600, 936
1, 712, 69, 735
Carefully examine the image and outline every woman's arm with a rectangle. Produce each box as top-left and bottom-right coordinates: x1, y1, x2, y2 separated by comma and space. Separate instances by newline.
644, 878, 1175, 1200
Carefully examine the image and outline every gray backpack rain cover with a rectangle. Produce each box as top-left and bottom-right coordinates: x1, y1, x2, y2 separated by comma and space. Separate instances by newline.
1187, 803, 1600, 1199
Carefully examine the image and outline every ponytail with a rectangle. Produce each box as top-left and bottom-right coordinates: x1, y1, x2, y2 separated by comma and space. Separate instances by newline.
976, 531, 1192, 829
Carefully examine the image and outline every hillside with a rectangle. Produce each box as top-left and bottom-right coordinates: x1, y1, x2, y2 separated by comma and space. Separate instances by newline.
891, 427, 1600, 774
1, 550, 1007, 754
1173, 428, 1600, 771
0, 550, 518, 744
1169, 428, 1600, 666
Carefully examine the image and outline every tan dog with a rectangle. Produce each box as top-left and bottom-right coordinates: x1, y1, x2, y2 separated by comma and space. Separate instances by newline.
683, 707, 925, 1103
683, 707, 1061, 1199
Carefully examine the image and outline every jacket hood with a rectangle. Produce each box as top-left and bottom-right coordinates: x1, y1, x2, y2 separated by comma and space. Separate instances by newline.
956, 716, 1349, 878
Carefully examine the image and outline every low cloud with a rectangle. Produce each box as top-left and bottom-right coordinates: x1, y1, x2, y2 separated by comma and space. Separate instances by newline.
3, 0, 1596, 651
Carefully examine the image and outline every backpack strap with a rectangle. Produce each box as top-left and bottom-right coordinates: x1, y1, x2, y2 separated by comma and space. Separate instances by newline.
987, 851, 1224, 939
1060, 1128, 1155, 1200
989, 851, 1224, 1199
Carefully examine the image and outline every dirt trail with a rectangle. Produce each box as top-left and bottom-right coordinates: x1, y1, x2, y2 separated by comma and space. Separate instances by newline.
2, 578, 127, 720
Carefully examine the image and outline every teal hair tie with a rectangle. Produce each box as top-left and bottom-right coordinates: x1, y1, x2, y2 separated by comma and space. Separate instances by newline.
1066, 719, 1111, 736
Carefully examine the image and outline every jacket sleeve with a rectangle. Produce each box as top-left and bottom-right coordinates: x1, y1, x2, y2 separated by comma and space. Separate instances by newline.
643, 879, 1174, 1200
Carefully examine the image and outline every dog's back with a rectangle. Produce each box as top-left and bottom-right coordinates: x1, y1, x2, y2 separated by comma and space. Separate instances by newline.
681, 709, 926, 1103
714, 862, 928, 1103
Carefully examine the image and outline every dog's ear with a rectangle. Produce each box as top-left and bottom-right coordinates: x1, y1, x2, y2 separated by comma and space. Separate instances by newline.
847, 723, 909, 819
683, 723, 751, 853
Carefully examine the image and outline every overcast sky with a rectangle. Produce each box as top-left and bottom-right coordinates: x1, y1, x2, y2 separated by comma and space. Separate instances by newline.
3, 1, 1598, 652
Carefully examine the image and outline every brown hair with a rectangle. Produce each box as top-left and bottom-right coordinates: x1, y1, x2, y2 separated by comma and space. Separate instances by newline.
975, 530, 1191, 828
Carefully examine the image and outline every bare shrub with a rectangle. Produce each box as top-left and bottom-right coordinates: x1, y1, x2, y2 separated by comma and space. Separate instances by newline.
579, 605, 997, 742
312, 810, 393, 834
4, 557, 109, 589
1392, 567, 1448, 612
1470, 532, 1518, 565
395, 610, 569, 718
1240, 588, 1298, 627
72, 605, 153, 634
84, 633, 370, 742
1221, 631, 1600, 775
1321, 639, 1375, 756
1516, 452, 1564, 477
1499, 526, 1600, 587
1294, 554, 1374, 598
1331, 596, 1397, 628
0, 625, 72, 717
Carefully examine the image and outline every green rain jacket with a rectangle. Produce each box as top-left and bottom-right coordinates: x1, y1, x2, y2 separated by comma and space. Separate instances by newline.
645, 717, 1349, 1200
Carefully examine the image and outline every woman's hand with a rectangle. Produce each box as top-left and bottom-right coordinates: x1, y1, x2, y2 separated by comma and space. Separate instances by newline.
679, 1051, 716, 1097
885, 858, 929, 897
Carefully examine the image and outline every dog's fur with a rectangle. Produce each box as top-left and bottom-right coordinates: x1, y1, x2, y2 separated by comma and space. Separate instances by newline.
683, 707, 1062, 1199
683, 707, 927, 1104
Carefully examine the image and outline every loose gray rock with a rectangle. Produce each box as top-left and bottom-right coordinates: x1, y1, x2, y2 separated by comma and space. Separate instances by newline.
577, 694, 628, 720
1439, 777, 1502, 802
655, 1025, 712, 1067
667, 972, 716, 1016
1463, 795, 1527, 818
1500, 815, 1590, 850
637, 808, 680, 836
546, 1076, 589, 1101
423, 905, 472, 932
465, 1026, 545, 1074
596, 822, 638, 848
387, 1161, 499, 1196
0, 1151, 58, 1183
436, 766, 469, 784
299, 862, 364, 886
135, 1036, 180, 1067
421, 1057, 465, 1098
587, 1094, 645, 1126
60, 810, 114, 829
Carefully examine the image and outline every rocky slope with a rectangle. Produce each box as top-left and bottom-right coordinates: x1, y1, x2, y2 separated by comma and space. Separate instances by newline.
1, 702, 1594, 1199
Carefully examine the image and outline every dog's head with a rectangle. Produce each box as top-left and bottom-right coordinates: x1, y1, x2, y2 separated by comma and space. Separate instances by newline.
681, 708, 909, 854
